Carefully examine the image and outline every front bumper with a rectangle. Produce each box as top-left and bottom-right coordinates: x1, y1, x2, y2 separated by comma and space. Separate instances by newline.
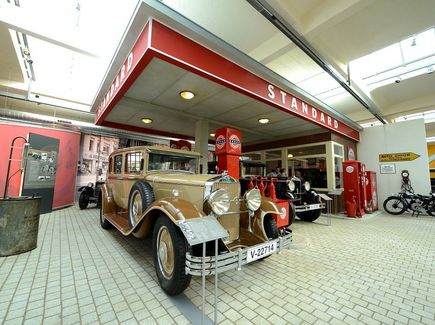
295, 202, 325, 212
185, 230, 292, 276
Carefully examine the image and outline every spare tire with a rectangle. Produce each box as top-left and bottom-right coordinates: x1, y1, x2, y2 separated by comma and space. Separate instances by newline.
128, 181, 155, 228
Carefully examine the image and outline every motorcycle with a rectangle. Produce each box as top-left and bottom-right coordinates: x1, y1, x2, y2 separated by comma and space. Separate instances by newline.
383, 191, 435, 216
78, 181, 104, 210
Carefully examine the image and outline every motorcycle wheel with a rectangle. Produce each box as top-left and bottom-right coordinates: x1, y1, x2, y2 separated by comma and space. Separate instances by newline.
383, 196, 406, 215
79, 192, 89, 210
426, 202, 435, 216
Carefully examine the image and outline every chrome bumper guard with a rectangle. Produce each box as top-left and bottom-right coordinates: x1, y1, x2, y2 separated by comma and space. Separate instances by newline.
295, 202, 325, 212
185, 230, 292, 276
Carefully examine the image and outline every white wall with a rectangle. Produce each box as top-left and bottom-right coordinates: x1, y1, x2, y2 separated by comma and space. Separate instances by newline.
357, 119, 430, 210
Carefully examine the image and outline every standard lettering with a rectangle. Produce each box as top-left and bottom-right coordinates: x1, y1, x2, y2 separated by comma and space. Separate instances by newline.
291, 97, 298, 110
120, 65, 126, 82
280, 90, 287, 104
268, 84, 275, 99
127, 52, 133, 71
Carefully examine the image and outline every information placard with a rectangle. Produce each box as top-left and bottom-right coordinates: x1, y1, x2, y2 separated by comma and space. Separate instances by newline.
178, 216, 229, 246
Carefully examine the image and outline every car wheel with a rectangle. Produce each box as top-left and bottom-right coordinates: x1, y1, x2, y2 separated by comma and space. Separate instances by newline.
264, 215, 279, 239
96, 191, 102, 209
128, 181, 155, 228
297, 209, 321, 222
79, 192, 89, 210
100, 206, 112, 229
289, 203, 296, 225
152, 215, 191, 296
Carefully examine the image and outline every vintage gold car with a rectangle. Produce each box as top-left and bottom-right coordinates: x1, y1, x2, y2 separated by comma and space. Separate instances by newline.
100, 146, 292, 295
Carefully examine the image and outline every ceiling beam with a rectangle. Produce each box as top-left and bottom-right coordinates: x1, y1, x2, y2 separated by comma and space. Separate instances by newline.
247, 0, 387, 125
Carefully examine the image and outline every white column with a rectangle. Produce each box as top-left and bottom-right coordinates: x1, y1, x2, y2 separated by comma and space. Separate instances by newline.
195, 120, 209, 174
326, 141, 335, 191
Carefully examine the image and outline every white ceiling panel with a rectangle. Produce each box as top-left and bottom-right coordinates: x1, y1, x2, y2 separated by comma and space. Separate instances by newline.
254, 116, 303, 132
186, 88, 254, 118
125, 58, 187, 102
151, 70, 226, 111
214, 101, 276, 123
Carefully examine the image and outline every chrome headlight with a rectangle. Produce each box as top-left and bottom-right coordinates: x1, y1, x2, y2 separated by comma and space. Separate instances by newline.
287, 180, 295, 192
208, 189, 230, 215
244, 188, 262, 211
303, 181, 311, 191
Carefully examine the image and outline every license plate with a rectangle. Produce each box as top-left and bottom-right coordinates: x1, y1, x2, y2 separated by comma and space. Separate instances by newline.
310, 204, 320, 209
246, 241, 277, 263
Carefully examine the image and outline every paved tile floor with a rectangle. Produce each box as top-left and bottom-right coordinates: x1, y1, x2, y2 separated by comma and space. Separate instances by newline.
0, 206, 434, 324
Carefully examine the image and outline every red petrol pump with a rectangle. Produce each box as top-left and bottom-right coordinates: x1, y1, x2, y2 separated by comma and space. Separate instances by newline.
365, 171, 378, 212
343, 160, 367, 217
215, 127, 290, 228
215, 127, 242, 179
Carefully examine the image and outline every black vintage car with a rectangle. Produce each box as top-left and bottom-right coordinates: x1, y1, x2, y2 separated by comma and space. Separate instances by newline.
77, 181, 104, 209
240, 160, 324, 222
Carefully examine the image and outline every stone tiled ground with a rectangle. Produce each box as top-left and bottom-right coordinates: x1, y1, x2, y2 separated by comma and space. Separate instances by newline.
1, 206, 434, 324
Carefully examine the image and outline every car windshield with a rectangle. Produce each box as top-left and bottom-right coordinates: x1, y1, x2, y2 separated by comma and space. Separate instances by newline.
148, 153, 197, 173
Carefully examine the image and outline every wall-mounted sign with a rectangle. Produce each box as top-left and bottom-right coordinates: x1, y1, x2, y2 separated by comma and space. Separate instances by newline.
379, 152, 420, 162
380, 163, 396, 174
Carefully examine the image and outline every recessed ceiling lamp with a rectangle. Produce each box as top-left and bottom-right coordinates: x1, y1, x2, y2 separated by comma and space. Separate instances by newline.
258, 118, 270, 124
141, 118, 153, 124
209, 133, 216, 137
179, 90, 195, 100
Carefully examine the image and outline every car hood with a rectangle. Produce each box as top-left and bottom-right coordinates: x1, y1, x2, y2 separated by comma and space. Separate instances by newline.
145, 173, 235, 186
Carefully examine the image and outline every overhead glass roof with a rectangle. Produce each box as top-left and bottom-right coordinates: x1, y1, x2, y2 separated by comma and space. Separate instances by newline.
350, 27, 435, 90
8, 0, 140, 111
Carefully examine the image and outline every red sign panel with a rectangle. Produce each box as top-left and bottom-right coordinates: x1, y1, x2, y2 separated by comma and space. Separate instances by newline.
95, 19, 360, 141
95, 22, 152, 123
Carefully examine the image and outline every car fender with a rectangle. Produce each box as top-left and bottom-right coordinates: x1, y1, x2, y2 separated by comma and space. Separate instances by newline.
100, 184, 113, 210
132, 197, 207, 238
249, 197, 281, 241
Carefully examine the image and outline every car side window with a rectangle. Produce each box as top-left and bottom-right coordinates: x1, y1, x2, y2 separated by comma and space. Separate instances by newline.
108, 157, 113, 173
114, 155, 123, 174
125, 152, 142, 174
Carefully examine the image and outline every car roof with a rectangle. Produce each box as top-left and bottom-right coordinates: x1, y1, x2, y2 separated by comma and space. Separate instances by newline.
109, 145, 201, 157
241, 160, 266, 167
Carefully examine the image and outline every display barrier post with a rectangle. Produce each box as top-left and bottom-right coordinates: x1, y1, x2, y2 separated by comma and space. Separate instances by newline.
319, 193, 333, 226
178, 216, 228, 325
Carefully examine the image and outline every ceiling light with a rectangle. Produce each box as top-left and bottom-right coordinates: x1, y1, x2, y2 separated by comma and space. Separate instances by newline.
209, 133, 215, 137
179, 91, 195, 100
287, 154, 293, 158
141, 118, 153, 124
258, 118, 270, 124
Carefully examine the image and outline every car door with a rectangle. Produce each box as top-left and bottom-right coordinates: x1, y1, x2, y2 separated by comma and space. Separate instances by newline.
110, 153, 127, 208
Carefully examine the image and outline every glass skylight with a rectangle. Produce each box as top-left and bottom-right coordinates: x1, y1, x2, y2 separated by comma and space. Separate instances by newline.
394, 109, 435, 124
351, 27, 435, 90
8, 0, 140, 111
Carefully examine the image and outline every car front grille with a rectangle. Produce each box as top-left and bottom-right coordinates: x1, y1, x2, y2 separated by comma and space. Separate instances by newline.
210, 178, 241, 242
